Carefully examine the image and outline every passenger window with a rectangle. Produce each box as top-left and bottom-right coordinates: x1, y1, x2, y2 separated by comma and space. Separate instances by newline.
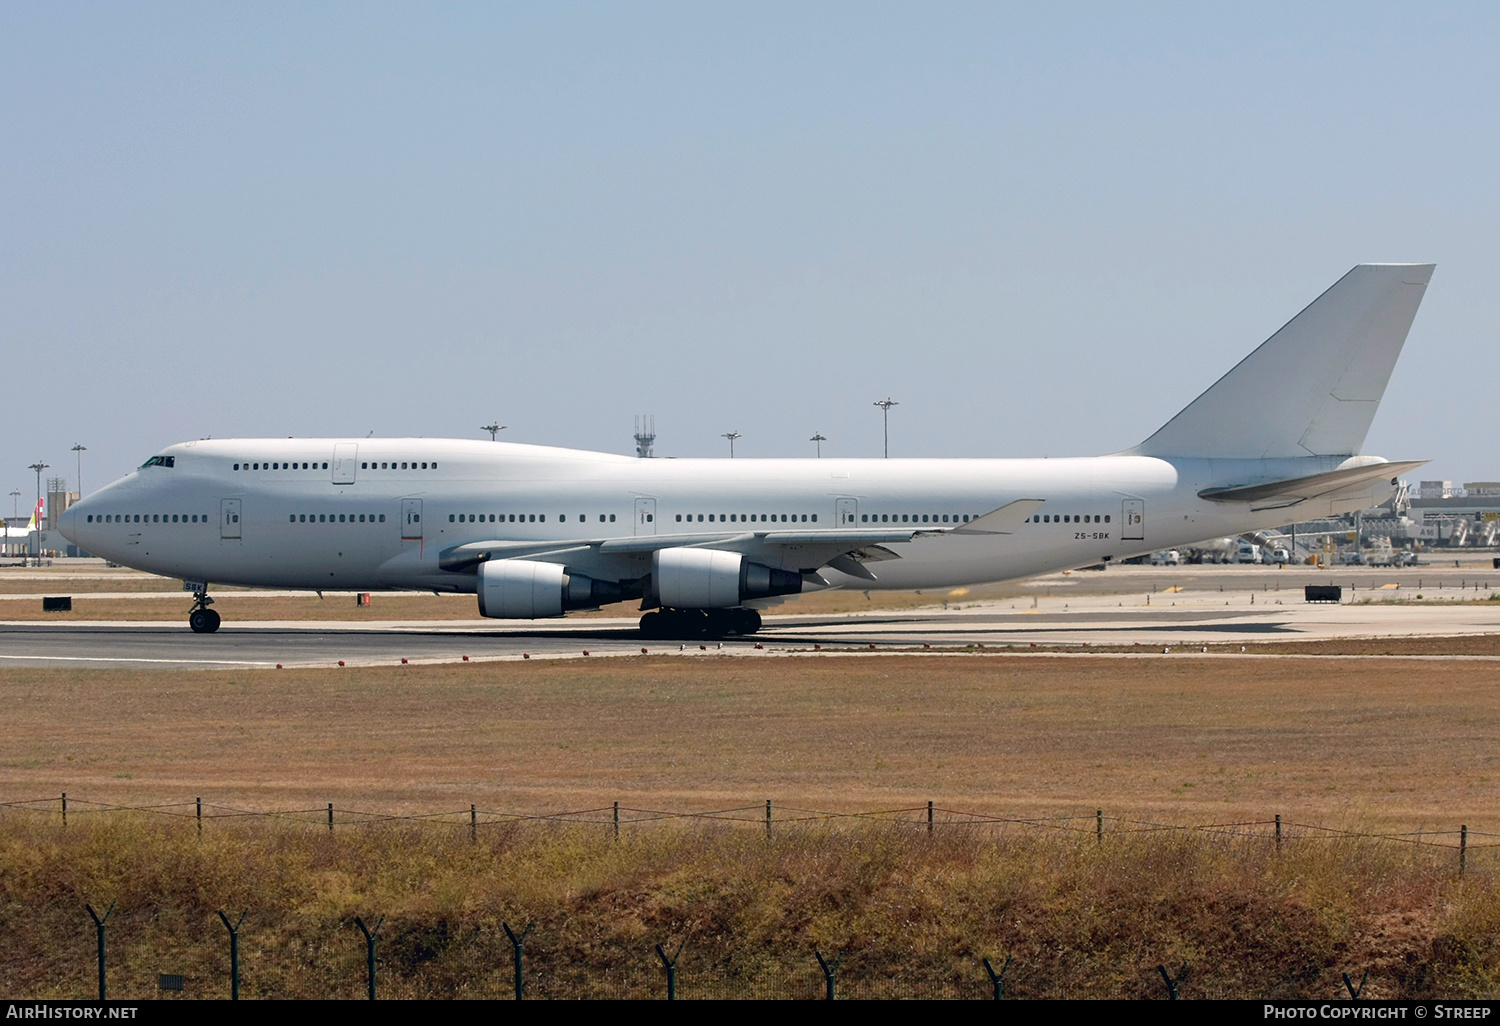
676, 514, 682, 522
431, 463, 437, 469
449, 515, 455, 522
1104, 515, 1111, 523
540, 514, 546, 522
379, 514, 385, 522
289, 515, 295, 522
609, 514, 616, 522
560, 515, 566, 522
421, 462, 428, 470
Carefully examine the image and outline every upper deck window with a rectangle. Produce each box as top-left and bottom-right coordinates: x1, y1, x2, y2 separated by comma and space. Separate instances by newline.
139, 456, 175, 469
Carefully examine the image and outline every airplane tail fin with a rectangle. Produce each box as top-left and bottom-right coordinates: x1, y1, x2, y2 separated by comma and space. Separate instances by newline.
1134, 264, 1434, 459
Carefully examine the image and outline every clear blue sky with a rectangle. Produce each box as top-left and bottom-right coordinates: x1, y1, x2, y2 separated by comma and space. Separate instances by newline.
4, 2, 1497, 504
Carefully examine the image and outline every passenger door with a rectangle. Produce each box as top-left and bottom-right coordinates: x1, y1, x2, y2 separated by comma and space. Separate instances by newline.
836, 497, 859, 527
332, 444, 359, 485
1121, 499, 1144, 541
401, 499, 423, 541
634, 497, 656, 536
220, 499, 241, 540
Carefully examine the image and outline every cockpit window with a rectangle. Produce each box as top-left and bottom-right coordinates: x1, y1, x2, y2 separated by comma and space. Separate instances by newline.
139, 456, 176, 469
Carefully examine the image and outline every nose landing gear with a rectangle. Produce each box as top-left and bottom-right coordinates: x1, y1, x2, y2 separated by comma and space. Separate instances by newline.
188, 588, 221, 634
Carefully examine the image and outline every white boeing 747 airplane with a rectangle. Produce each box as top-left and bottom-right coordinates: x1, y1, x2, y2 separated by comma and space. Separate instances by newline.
60, 264, 1433, 637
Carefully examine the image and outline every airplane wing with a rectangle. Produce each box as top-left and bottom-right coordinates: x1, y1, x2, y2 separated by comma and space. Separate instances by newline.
438, 498, 1047, 576
1197, 460, 1426, 512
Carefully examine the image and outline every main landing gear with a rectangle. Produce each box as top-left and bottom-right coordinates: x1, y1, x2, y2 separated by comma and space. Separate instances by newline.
188, 588, 221, 634
639, 607, 761, 639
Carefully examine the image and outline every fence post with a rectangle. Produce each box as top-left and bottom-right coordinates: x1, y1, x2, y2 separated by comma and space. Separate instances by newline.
656, 941, 685, 1000
765, 800, 772, 839
1157, 963, 1187, 1000
982, 954, 1012, 1000
1275, 814, 1282, 852
1096, 809, 1103, 845
814, 948, 842, 1000
927, 800, 934, 834
327, 803, 334, 833
217, 910, 246, 1000
503, 921, 533, 1000
61, 791, 66, 828
614, 801, 620, 842
354, 915, 383, 1000
86, 903, 114, 1001
470, 804, 477, 844
1343, 969, 1368, 1000
1461, 824, 1468, 878
197, 796, 203, 836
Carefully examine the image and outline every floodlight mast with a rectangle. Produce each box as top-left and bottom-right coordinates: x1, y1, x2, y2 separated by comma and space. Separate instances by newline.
810, 432, 826, 458
873, 398, 898, 458
481, 423, 505, 442
72, 445, 86, 496
721, 431, 742, 458
27, 462, 48, 558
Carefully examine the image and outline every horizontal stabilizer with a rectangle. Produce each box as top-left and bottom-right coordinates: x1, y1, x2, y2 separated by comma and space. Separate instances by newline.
1136, 264, 1433, 459
1198, 459, 1426, 511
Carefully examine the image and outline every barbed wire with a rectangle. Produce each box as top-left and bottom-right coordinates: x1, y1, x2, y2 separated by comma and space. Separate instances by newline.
3, 794, 1493, 853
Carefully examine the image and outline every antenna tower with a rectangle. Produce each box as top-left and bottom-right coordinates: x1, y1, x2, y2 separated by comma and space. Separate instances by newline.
633, 415, 656, 458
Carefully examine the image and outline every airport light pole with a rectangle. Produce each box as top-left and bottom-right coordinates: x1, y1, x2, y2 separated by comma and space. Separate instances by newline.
810, 432, 826, 458
28, 462, 48, 558
481, 423, 506, 441
72, 444, 86, 496
722, 431, 741, 458
873, 398, 898, 458
9, 490, 18, 520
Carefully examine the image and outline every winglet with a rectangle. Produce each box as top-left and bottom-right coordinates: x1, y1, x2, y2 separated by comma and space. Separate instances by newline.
951, 499, 1046, 535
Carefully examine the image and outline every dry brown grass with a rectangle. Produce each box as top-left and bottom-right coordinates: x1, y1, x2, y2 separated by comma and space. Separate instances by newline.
3, 656, 1499, 833
1, 812, 1495, 1000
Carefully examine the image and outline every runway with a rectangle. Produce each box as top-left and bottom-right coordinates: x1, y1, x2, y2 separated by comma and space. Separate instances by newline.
5, 597, 1500, 668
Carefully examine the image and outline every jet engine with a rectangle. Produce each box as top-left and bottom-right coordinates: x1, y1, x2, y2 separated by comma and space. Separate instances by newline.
476, 559, 621, 619
653, 547, 802, 608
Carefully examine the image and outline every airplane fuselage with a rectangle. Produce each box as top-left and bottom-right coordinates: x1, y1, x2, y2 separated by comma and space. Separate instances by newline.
60, 437, 1390, 598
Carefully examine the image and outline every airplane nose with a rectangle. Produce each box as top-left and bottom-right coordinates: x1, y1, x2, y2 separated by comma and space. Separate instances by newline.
57, 503, 79, 544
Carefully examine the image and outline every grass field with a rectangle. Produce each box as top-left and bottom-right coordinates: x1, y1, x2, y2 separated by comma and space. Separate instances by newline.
6, 650, 1500, 999
3, 655, 1498, 833
3, 813, 1496, 1000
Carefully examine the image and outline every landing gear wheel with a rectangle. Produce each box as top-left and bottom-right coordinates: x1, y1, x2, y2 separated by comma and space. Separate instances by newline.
733, 608, 762, 635
188, 588, 219, 634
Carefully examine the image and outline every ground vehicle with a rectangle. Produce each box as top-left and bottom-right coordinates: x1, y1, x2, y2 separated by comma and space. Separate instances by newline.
1150, 550, 1182, 565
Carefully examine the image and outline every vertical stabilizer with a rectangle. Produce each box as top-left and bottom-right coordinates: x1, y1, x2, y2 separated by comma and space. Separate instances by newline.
1134, 264, 1433, 459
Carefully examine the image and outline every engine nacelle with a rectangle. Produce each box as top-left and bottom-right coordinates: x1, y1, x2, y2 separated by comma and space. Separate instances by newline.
476, 559, 620, 619
653, 547, 802, 608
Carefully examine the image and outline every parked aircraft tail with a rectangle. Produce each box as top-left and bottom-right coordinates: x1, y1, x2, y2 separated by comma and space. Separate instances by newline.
1134, 263, 1434, 459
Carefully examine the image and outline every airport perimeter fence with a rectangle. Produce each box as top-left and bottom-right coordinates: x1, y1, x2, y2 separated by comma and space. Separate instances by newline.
3, 792, 1494, 869
4, 794, 1494, 1000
